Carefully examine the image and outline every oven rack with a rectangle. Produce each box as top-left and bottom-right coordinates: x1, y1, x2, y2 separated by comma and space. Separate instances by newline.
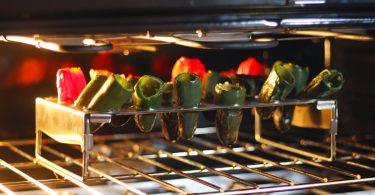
35, 97, 338, 182
1, 132, 375, 194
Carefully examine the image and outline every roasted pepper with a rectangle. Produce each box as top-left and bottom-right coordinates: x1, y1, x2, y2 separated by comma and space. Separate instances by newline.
171, 56, 207, 82
174, 73, 202, 139
201, 70, 223, 123
229, 75, 265, 99
88, 74, 133, 112
111, 74, 140, 128
214, 82, 246, 146
126, 74, 140, 88
257, 63, 295, 119
236, 57, 266, 76
89, 69, 112, 80
302, 69, 344, 98
133, 75, 165, 132
273, 62, 309, 132
56, 67, 86, 104
74, 75, 108, 108
283, 63, 309, 97
202, 70, 222, 100
160, 82, 180, 142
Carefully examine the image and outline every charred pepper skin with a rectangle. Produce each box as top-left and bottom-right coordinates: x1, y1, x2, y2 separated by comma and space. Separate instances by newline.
302, 69, 344, 98
74, 75, 108, 108
174, 73, 202, 139
88, 74, 134, 112
257, 63, 295, 119
160, 82, 180, 142
273, 63, 309, 132
283, 63, 309, 97
111, 74, 140, 128
133, 75, 165, 133
229, 75, 265, 99
214, 83, 246, 146
202, 70, 223, 123
111, 75, 140, 128
202, 70, 222, 100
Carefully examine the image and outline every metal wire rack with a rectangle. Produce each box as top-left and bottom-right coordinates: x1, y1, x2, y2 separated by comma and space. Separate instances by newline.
0, 130, 375, 194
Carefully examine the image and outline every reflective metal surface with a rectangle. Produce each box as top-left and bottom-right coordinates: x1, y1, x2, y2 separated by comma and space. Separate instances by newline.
1, 132, 375, 194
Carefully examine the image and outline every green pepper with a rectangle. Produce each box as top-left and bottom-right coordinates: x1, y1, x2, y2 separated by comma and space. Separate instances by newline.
201, 70, 222, 123
283, 63, 309, 97
202, 70, 222, 100
273, 63, 309, 132
74, 75, 108, 108
302, 69, 344, 98
230, 75, 265, 99
110, 75, 140, 128
174, 73, 202, 139
126, 75, 139, 88
257, 63, 295, 119
160, 82, 180, 142
88, 74, 133, 112
214, 82, 246, 146
133, 75, 164, 132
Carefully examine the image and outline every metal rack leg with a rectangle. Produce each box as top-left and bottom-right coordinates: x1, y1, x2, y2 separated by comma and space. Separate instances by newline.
254, 100, 337, 161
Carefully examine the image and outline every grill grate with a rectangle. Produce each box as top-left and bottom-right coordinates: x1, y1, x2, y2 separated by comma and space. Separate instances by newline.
0, 131, 375, 194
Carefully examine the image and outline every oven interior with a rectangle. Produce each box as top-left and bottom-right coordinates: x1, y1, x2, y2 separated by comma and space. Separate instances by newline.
0, 2, 375, 194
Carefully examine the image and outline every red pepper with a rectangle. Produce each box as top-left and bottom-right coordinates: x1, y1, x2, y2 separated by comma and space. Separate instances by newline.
219, 69, 237, 78
236, 57, 265, 76
56, 67, 86, 104
171, 56, 207, 81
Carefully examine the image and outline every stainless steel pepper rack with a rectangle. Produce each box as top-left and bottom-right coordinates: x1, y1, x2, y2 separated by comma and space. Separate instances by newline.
35, 97, 337, 184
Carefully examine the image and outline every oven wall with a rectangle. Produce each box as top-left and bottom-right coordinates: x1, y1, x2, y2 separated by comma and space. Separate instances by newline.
331, 39, 375, 135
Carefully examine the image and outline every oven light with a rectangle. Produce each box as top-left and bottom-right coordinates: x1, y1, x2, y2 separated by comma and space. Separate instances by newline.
38, 41, 61, 51
3, 35, 62, 51
3, 35, 38, 45
254, 38, 275, 42
293, 0, 325, 5
1, 35, 113, 53
123, 49, 130, 56
83, 38, 96, 46
294, 31, 373, 41
134, 35, 207, 49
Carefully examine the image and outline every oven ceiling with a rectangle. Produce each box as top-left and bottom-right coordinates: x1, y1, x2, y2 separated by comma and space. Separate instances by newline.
1, 0, 375, 35
1, 1, 375, 52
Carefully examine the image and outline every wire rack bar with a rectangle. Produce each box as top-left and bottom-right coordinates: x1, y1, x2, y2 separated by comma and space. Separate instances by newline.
131, 141, 260, 188
259, 147, 361, 179
0, 158, 57, 195
158, 139, 296, 185
41, 145, 146, 195
336, 139, 375, 153
119, 148, 224, 192
190, 138, 328, 182
2, 131, 375, 194
91, 151, 189, 194
197, 177, 375, 195
0, 183, 16, 195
